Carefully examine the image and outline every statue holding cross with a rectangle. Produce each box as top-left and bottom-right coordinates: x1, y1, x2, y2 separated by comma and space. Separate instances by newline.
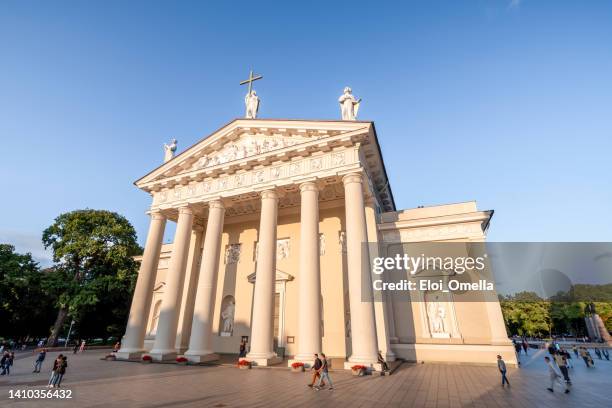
240, 69, 263, 119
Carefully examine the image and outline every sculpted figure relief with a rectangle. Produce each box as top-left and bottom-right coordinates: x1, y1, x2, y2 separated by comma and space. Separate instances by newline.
338, 87, 361, 120
221, 300, 235, 334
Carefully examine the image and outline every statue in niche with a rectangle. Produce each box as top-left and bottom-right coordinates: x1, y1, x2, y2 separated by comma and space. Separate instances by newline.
426, 293, 450, 337
163, 138, 177, 162
220, 297, 235, 335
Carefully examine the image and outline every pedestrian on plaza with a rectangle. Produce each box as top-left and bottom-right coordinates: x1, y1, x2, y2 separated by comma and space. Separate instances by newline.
544, 356, 569, 394
585, 349, 595, 367
497, 355, 510, 387
572, 344, 578, 357
522, 339, 529, 355
377, 350, 389, 372
54, 356, 68, 388
33, 348, 47, 373
308, 353, 324, 388
553, 351, 571, 384
48, 354, 63, 387
594, 348, 602, 360
514, 341, 521, 355
113, 342, 121, 353
2, 351, 15, 375
79, 340, 86, 353
562, 349, 573, 368
602, 348, 610, 361
314, 353, 334, 391
579, 347, 590, 367
73, 341, 79, 354
0, 351, 8, 375
239, 340, 246, 358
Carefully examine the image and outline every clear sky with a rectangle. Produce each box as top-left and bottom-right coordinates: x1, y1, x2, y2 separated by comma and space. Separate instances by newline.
1, 0, 611, 266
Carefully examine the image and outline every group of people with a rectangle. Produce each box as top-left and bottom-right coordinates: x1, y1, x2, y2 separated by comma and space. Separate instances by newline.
307, 353, 334, 391
31, 347, 69, 387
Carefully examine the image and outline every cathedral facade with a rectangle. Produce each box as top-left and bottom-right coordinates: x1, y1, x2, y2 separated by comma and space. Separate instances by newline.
117, 117, 516, 368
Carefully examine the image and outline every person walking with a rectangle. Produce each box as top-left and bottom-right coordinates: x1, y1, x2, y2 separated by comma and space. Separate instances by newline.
239, 341, 246, 358
79, 340, 86, 353
544, 356, 569, 394
497, 355, 510, 387
314, 353, 334, 391
48, 354, 63, 388
33, 348, 47, 373
522, 339, 529, 355
308, 354, 324, 388
602, 348, 610, 361
72, 341, 79, 355
0, 351, 8, 375
572, 344, 578, 357
3, 352, 15, 375
579, 347, 590, 367
54, 356, 68, 388
562, 349, 573, 368
594, 348, 602, 360
553, 351, 571, 384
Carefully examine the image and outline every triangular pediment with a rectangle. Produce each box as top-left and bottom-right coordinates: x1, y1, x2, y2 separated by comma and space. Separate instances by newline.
135, 119, 372, 189
247, 269, 294, 283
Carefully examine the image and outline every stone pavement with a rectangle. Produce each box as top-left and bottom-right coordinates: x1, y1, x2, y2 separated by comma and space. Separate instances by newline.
1, 348, 610, 407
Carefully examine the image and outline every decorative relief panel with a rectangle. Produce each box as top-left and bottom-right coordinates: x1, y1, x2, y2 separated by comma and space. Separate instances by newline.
152, 149, 356, 207
253, 238, 292, 262
381, 224, 483, 243
191, 135, 308, 171
224, 244, 242, 264
277, 238, 290, 260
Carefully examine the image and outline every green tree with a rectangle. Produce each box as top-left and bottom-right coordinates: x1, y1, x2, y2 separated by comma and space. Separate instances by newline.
0, 244, 56, 340
42, 210, 142, 345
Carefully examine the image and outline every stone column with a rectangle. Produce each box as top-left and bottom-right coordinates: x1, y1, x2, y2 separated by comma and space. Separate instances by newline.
185, 200, 225, 362
292, 182, 322, 366
342, 172, 380, 368
149, 206, 194, 361
117, 211, 166, 359
246, 189, 281, 366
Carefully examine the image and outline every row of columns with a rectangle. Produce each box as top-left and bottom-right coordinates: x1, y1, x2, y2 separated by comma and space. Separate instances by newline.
118, 171, 381, 367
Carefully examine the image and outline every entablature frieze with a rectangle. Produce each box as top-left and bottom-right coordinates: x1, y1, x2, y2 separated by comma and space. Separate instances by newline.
150, 147, 361, 211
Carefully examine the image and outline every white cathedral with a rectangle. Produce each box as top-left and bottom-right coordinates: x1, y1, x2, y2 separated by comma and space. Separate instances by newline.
117, 84, 515, 369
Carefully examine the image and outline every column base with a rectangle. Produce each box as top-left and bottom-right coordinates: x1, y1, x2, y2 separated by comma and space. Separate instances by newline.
148, 349, 177, 361
184, 351, 219, 363
245, 351, 282, 366
116, 349, 144, 360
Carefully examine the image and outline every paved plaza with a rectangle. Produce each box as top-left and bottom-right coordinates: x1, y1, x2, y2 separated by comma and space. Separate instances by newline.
1, 348, 611, 407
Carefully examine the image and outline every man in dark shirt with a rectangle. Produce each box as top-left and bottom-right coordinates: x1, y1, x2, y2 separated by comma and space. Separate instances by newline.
308, 354, 324, 387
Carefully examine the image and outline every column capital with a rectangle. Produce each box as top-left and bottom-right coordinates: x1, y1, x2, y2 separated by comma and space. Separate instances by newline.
260, 189, 279, 200
299, 181, 319, 193
177, 205, 194, 215
342, 172, 364, 186
148, 210, 167, 221
207, 199, 225, 210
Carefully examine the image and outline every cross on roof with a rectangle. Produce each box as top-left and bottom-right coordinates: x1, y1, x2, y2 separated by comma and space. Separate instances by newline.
239, 69, 263, 94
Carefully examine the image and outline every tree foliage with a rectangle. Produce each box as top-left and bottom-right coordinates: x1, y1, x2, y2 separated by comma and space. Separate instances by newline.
42, 209, 142, 344
500, 286, 612, 338
0, 245, 56, 339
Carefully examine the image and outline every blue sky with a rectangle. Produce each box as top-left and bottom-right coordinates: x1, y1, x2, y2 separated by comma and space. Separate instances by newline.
1, 0, 611, 266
